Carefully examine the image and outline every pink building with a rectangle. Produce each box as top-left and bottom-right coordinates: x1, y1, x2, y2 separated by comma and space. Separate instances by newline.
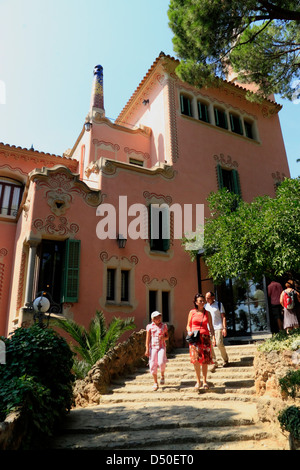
0, 53, 290, 343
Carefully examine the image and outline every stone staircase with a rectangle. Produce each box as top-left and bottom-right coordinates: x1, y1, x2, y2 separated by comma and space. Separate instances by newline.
47, 344, 289, 450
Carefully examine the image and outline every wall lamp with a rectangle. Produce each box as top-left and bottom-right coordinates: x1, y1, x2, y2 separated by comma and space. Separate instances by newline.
117, 234, 127, 248
84, 121, 92, 132
32, 292, 51, 328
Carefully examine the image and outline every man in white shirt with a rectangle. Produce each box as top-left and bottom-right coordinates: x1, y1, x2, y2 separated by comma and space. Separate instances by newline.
205, 291, 229, 371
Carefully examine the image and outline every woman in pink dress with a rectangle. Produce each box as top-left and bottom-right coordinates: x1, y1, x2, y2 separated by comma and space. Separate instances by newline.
145, 311, 169, 391
186, 293, 215, 390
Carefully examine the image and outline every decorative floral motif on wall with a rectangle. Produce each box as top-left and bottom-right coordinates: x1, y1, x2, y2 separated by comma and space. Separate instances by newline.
33, 166, 103, 216
33, 215, 79, 236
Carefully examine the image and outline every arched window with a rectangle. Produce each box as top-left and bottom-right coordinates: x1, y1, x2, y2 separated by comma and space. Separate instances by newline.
0, 177, 23, 217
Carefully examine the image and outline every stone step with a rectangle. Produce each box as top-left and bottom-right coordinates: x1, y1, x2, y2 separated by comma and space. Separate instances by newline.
45, 343, 289, 451
48, 399, 269, 450
107, 379, 255, 393
49, 424, 273, 450
99, 391, 256, 404
168, 360, 254, 367
111, 370, 254, 384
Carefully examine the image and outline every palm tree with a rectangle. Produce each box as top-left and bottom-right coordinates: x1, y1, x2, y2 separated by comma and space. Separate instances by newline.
53, 311, 135, 378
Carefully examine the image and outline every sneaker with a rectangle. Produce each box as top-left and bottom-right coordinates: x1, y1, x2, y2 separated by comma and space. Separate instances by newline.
160, 377, 165, 385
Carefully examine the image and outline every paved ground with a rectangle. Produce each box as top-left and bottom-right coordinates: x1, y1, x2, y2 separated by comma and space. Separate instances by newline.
46, 344, 289, 451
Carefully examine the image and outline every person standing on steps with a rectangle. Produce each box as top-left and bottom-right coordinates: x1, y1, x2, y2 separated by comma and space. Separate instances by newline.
205, 291, 229, 372
267, 279, 283, 332
280, 280, 300, 333
145, 311, 169, 391
186, 293, 215, 390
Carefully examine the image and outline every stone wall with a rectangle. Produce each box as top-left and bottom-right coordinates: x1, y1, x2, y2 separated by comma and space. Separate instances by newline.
254, 348, 300, 427
74, 326, 175, 408
0, 410, 29, 450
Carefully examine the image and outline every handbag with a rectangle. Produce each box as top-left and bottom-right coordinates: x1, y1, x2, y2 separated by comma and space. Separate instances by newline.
185, 330, 200, 344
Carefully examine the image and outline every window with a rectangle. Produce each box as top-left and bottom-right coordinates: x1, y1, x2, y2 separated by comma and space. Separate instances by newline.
0, 177, 23, 217
149, 290, 157, 317
149, 204, 170, 252
106, 268, 116, 301
121, 270, 129, 301
162, 291, 170, 322
244, 120, 254, 139
37, 238, 81, 307
229, 113, 243, 135
217, 164, 241, 196
214, 108, 228, 129
198, 101, 209, 123
180, 94, 193, 117
106, 267, 132, 304
148, 290, 170, 322
129, 158, 144, 167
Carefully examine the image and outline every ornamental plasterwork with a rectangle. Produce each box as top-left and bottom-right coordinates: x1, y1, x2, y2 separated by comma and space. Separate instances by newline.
0, 248, 8, 259
33, 215, 79, 236
124, 147, 150, 162
272, 171, 287, 185
214, 153, 239, 169
167, 77, 179, 163
143, 191, 173, 205
99, 251, 139, 266
85, 161, 101, 179
32, 166, 103, 214
100, 158, 177, 180
92, 139, 120, 161
142, 274, 177, 288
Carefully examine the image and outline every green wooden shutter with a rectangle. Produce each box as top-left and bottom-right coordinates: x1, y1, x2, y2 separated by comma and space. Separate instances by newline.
224, 111, 228, 129
198, 102, 208, 122
217, 164, 224, 189
232, 169, 241, 196
204, 104, 208, 122
238, 117, 243, 135
61, 239, 81, 303
180, 95, 184, 114
162, 205, 170, 251
149, 204, 170, 252
214, 108, 219, 126
149, 204, 155, 250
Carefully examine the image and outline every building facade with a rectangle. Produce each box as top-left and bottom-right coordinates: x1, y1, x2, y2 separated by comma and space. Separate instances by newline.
0, 53, 290, 344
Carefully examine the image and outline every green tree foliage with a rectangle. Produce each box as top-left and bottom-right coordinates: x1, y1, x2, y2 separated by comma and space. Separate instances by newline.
183, 178, 300, 284
168, 0, 300, 101
54, 311, 136, 378
0, 325, 74, 445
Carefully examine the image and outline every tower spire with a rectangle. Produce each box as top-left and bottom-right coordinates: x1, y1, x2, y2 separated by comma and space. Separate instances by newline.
90, 65, 105, 117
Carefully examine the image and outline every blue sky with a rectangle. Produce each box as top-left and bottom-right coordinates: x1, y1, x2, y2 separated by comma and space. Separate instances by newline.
0, 0, 299, 178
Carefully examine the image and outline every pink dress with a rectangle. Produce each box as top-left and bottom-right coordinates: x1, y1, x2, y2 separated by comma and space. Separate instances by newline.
146, 322, 168, 374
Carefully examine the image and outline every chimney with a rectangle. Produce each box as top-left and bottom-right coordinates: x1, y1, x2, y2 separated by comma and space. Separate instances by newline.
90, 65, 105, 116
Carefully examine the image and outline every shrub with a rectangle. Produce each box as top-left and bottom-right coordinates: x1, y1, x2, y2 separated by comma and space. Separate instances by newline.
278, 406, 300, 441
54, 310, 136, 378
279, 369, 300, 399
257, 328, 300, 352
0, 325, 74, 446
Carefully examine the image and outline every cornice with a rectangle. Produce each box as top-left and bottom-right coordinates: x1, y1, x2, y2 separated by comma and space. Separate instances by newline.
99, 157, 177, 180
